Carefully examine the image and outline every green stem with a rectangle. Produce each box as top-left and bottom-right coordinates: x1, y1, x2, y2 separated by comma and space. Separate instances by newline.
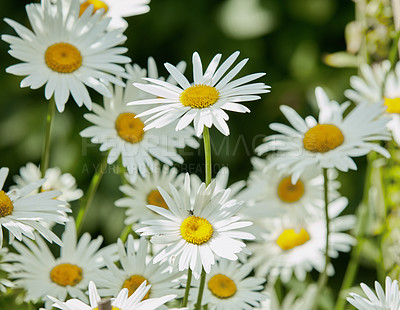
203, 126, 212, 186
40, 99, 56, 177
389, 30, 400, 66
119, 225, 132, 243
182, 269, 193, 307
312, 168, 330, 310
76, 155, 108, 234
195, 269, 207, 310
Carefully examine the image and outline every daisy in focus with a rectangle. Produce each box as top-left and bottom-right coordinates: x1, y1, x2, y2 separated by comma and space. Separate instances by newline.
3, 218, 116, 308
242, 157, 340, 222
347, 276, 400, 310
256, 87, 391, 181
49, 280, 176, 310
188, 259, 266, 310
65, 0, 151, 30
98, 236, 182, 300
0, 167, 70, 247
12, 163, 83, 202
115, 161, 183, 225
249, 197, 355, 282
80, 62, 199, 181
2, 0, 130, 112
345, 60, 400, 146
137, 174, 255, 279
129, 51, 271, 136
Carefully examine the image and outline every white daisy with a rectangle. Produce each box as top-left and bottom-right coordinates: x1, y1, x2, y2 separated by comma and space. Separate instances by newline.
129, 51, 271, 136
136, 174, 255, 279
66, 0, 150, 30
2, 0, 130, 112
242, 157, 340, 222
0, 248, 13, 293
347, 276, 400, 310
116, 161, 183, 225
97, 236, 182, 302
0, 167, 70, 247
188, 259, 266, 310
3, 218, 116, 309
12, 162, 83, 202
345, 60, 400, 146
80, 62, 199, 181
256, 87, 391, 182
49, 280, 176, 310
248, 197, 355, 283
260, 284, 317, 310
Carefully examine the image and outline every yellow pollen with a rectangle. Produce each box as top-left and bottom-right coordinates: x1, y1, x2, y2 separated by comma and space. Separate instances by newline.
277, 177, 305, 203
45, 43, 82, 73
50, 263, 83, 286
94, 308, 120, 310
180, 85, 219, 109
384, 97, 400, 113
180, 216, 213, 245
303, 124, 344, 153
0, 191, 14, 217
147, 190, 169, 209
208, 274, 237, 299
276, 228, 310, 250
115, 113, 145, 144
122, 275, 150, 298
80, 0, 109, 16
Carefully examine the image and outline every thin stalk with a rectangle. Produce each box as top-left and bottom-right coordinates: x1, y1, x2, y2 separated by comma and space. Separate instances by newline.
76, 155, 108, 234
182, 269, 193, 307
119, 225, 132, 243
203, 126, 212, 186
312, 168, 330, 310
40, 99, 56, 177
192, 127, 212, 309
195, 269, 207, 310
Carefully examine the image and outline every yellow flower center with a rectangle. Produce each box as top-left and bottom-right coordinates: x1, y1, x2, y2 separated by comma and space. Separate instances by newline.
122, 275, 150, 298
276, 228, 310, 250
180, 85, 220, 109
180, 216, 213, 245
94, 308, 119, 310
208, 274, 237, 299
0, 191, 14, 217
147, 190, 169, 209
277, 177, 305, 203
45, 43, 82, 73
50, 263, 83, 286
384, 97, 400, 113
80, 0, 109, 16
303, 124, 344, 153
115, 113, 145, 144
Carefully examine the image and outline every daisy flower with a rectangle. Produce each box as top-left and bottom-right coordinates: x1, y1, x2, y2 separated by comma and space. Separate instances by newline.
80, 62, 199, 181
256, 87, 391, 181
345, 60, 400, 146
129, 51, 271, 136
49, 280, 176, 310
116, 161, 183, 225
12, 162, 83, 202
242, 157, 340, 222
347, 276, 400, 310
0, 248, 13, 293
97, 236, 182, 301
248, 197, 355, 282
0, 167, 70, 247
188, 259, 266, 310
64, 0, 150, 30
3, 218, 116, 309
136, 174, 255, 279
2, 0, 130, 112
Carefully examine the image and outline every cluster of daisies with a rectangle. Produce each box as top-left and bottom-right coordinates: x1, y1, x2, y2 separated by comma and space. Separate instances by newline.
1, 0, 400, 309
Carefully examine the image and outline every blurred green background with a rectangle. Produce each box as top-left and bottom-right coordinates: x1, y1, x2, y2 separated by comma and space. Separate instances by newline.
0, 0, 369, 307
